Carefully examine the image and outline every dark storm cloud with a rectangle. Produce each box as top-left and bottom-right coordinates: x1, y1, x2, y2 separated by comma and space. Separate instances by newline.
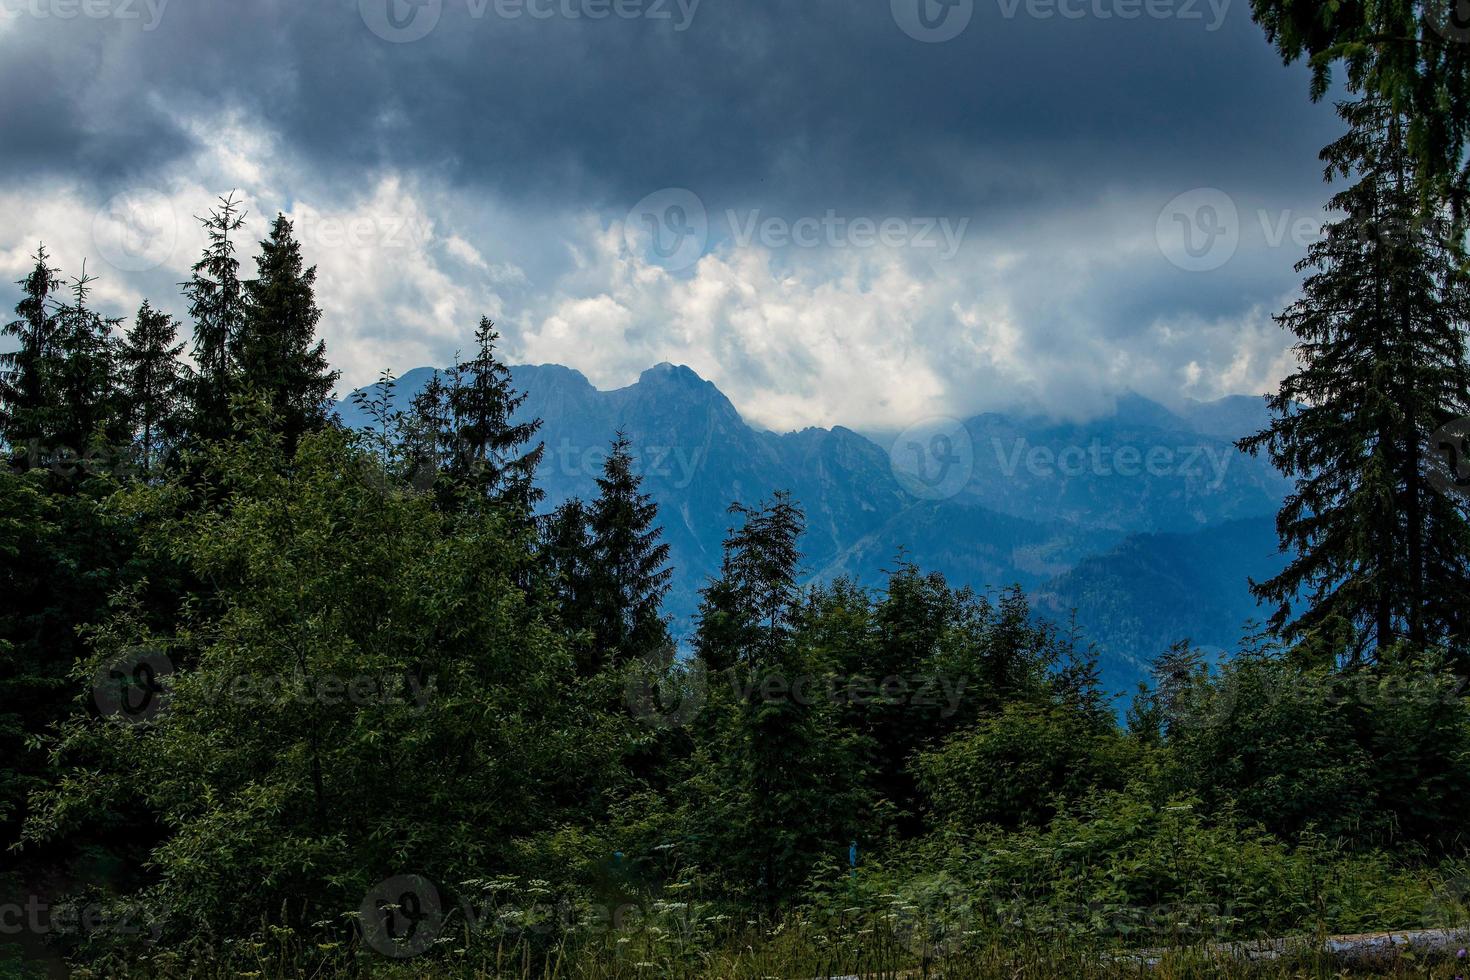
0, 24, 194, 181
0, 0, 1354, 425
0, 0, 1340, 218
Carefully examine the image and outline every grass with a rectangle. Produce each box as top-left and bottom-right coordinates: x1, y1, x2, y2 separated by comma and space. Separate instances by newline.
27, 917, 1470, 979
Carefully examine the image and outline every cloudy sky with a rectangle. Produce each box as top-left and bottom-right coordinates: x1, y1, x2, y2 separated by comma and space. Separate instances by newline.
0, 0, 1344, 431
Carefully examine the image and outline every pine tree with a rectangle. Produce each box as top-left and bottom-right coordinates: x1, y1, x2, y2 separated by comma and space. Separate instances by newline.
695, 491, 804, 673
1240, 96, 1470, 667
50, 263, 127, 473
1248, 0, 1470, 209
586, 432, 672, 669
117, 301, 186, 479
0, 246, 63, 464
542, 497, 598, 669
1147, 639, 1208, 738
182, 193, 247, 443
238, 214, 340, 451
403, 372, 453, 494
446, 317, 544, 512
685, 492, 867, 906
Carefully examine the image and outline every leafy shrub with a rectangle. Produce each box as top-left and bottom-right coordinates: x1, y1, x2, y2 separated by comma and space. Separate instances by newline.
913, 701, 1135, 831
843, 788, 1445, 949
1155, 655, 1470, 849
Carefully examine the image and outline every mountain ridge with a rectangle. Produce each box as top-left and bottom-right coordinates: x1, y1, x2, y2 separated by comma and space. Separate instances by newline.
336, 364, 1290, 696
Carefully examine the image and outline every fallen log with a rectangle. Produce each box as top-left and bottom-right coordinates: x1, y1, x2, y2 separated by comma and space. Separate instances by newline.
1119, 926, 1470, 970
813, 927, 1470, 978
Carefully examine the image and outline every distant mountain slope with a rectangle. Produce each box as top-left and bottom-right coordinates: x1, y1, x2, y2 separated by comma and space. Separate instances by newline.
1036, 516, 1285, 694
953, 399, 1289, 534
336, 365, 1288, 696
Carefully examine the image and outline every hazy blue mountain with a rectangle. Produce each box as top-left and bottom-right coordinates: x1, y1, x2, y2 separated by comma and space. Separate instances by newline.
336, 364, 1287, 696
1178, 394, 1274, 440
1035, 516, 1286, 696
952, 399, 1289, 534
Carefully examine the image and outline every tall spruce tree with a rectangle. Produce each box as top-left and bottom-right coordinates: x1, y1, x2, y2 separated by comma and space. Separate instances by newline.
237, 214, 340, 451
403, 372, 453, 494
1240, 96, 1470, 667
182, 193, 247, 444
587, 432, 672, 669
543, 497, 598, 669
684, 492, 867, 906
117, 301, 187, 479
446, 317, 544, 512
695, 491, 805, 673
50, 264, 127, 471
0, 246, 63, 463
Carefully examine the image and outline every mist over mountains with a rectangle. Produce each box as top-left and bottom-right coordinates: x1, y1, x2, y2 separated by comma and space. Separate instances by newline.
337, 364, 1291, 696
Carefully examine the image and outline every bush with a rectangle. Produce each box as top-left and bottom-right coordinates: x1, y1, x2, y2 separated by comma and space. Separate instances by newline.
1156, 655, 1470, 849
842, 788, 1446, 949
913, 701, 1135, 831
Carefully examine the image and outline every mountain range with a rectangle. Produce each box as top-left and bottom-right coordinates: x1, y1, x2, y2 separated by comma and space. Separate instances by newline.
336, 364, 1293, 698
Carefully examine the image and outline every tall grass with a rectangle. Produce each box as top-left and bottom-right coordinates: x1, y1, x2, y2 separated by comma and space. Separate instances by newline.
52, 914, 1470, 978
